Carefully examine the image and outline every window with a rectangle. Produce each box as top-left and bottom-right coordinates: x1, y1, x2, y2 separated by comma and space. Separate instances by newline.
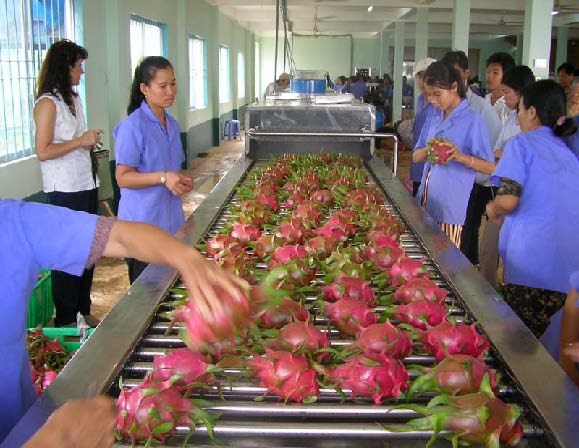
219, 45, 230, 103
237, 51, 245, 99
0, 0, 75, 164
188, 35, 207, 109
129, 14, 165, 75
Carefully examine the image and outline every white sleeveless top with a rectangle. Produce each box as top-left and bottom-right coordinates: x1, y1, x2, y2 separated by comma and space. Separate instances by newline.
36, 92, 98, 193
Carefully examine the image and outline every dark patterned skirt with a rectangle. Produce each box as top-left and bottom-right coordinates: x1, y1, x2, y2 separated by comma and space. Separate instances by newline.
501, 283, 567, 338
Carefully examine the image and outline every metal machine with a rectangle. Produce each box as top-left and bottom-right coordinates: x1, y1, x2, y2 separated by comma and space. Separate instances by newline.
16, 100, 579, 447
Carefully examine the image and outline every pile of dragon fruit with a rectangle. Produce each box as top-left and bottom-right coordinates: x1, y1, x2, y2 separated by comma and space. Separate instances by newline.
27, 327, 69, 396
116, 154, 523, 447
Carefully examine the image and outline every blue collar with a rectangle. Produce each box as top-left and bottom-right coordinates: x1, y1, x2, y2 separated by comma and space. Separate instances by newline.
139, 100, 167, 124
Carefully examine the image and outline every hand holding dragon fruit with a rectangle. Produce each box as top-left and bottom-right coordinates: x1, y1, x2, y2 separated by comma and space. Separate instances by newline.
426, 137, 455, 165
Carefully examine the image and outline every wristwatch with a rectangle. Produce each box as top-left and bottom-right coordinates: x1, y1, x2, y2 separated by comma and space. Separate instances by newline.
160, 172, 167, 186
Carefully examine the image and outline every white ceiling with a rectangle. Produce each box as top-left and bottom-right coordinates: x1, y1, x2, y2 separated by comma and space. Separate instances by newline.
209, 0, 579, 39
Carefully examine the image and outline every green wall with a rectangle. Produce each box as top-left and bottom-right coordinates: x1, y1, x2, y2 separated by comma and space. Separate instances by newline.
0, 0, 255, 200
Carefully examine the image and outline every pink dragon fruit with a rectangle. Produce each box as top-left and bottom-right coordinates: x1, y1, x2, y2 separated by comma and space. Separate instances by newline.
117, 376, 214, 444
328, 353, 409, 404
408, 354, 499, 397
151, 348, 214, 390
389, 257, 428, 286
312, 189, 334, 207
324, 299, 378, 337
271, 245, 309, 267
292, 202, 323, 225
304, 236, 339, 260
316, 223, 349, 242
174, 286, 251, 351
426, 137, 454, 165
205, 234, 244, 258
364, 235, 404, 270
269, 321, 331, 361
392, 277, 448, 304
254, 234, 280, 260
393, 300, 448, 330
263, 262, 316, 289
256, 193, 280, 211
355, 322, 413, 359
276, 220, 307, 245
230, 223, 262, 243
322, 275, 376, 307
421, 322, 490, 361
254, 296, 309, 329
41, 370, 58, 391
284, 192, 306, 209
249, 350, 319, 402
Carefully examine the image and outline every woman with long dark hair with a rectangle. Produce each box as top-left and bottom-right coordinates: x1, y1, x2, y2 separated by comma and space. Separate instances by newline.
34, 39, 102, 327
114, 56, 193, 283
486, 80, 579, 338
412, 62, 494, 247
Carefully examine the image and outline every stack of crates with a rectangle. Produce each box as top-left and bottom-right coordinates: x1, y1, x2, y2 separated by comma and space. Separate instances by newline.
27, 269, 54, 328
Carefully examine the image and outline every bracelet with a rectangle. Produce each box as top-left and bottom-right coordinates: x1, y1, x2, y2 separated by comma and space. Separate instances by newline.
469, 156, 474, 168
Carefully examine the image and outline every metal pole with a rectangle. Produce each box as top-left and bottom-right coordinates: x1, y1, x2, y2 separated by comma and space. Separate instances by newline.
274, 0, 280, 82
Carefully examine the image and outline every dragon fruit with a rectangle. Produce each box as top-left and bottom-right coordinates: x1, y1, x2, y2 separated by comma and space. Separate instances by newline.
117, 377, 215, 444
421, 322, 490, 361
284, 192, 306, 209
205, 234, 244, 258
322, 275, 376, 307
328, 353, 409, 404
389, 257, 428, 286
426, 136, 454, 165
276, 220, 307, 245
268, 321, 330, 361
174, 286, 251, 351
254, 296, 309, 329
312, 189, 334, 207
393, 300, 448, 330
408, 354, 499, 397
151, 348, 214, 391
316, 223, 349, 242
368, 218, 405, 240
256, 193, 280, 211
364, 235, 404, 270
324, 299, 378, 337
41, 370, 58, 391
254, 234, 279, 260
292, 202, 323, 226
230, 223, 262, 243
249, 350, 319, 402
392, 277, 448, 304
271, 245, 309, 267
355, 322, 413, 359
395, 377, 522, 448
305, 236, 339, 260
263, 262, 316, 289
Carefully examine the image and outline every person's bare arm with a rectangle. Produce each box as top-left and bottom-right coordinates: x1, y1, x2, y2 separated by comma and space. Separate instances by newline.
116, 165, 193, 196
23, 396, 116, 448
560, 288, 579, 386
447, 146, 496, 174
413, 147, 427, 162
34, 98, 102, 161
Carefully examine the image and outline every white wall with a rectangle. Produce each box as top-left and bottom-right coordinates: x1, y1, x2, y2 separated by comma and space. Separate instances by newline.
0, 0, 255, 199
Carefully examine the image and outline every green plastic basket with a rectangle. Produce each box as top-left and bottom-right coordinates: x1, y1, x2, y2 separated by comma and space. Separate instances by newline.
27, 270, 54, 328
30, 328, 94, 354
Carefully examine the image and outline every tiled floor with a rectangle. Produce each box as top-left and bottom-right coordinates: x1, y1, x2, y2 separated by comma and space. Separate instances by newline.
89, 139, 413, 320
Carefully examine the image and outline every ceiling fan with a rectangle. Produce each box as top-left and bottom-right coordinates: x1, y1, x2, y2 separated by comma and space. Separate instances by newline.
497, 16, 523, 26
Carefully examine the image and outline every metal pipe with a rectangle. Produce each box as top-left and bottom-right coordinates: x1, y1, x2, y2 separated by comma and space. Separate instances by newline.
274, 0, 280, 82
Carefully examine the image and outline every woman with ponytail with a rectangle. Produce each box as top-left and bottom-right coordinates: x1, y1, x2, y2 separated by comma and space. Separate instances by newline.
486, 80, 579, 338
114, 56, 193, 283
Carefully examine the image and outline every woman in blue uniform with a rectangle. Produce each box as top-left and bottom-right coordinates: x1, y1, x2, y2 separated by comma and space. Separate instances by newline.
0, 200, 247, 446
413, 62, 494, 246
115, 56, 194, 283
486, 80, 579, 338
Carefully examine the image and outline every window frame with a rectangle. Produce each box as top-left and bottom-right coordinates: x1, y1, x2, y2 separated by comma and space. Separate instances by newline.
129, 13, 167, 76
188, 34, 208, 110
237, 51, 245, 100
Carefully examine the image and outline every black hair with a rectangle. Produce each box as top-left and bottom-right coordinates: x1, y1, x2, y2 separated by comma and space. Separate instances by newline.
557, 63, 575, 75
36, 39, 88, 108
521, 79, 577, 137
127, 56, 173, 115
339, 76, 346, 84
486, 52, 515, 73
502, 65, 535, 93
441, 51, 469, 71
424, 61, 466, 98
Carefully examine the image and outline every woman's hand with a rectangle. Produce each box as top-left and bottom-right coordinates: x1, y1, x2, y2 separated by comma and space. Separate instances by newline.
446, 144, 467, 164
176, 248, 250, 321
165, 172, 194, 196
23, 396, 116, 448
77, 129, 104, 150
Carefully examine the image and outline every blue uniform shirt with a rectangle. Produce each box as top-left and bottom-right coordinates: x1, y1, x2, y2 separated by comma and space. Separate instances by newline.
114, 101, 185, 234
410, 94, 435, 182
0, 200, 97, 443
416, 99, 493, 225
349, 81, 368, 100
492, 126, 579, 293
563, 116, 579, 160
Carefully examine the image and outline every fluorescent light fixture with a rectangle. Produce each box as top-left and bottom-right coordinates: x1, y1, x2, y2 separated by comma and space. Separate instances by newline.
534, 58, 547, 69
368, 5, 374, 12
551, 9, 559, 15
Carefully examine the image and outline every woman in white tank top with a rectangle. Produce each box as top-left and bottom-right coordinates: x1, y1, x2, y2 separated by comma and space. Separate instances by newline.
34, 39, 103, 327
